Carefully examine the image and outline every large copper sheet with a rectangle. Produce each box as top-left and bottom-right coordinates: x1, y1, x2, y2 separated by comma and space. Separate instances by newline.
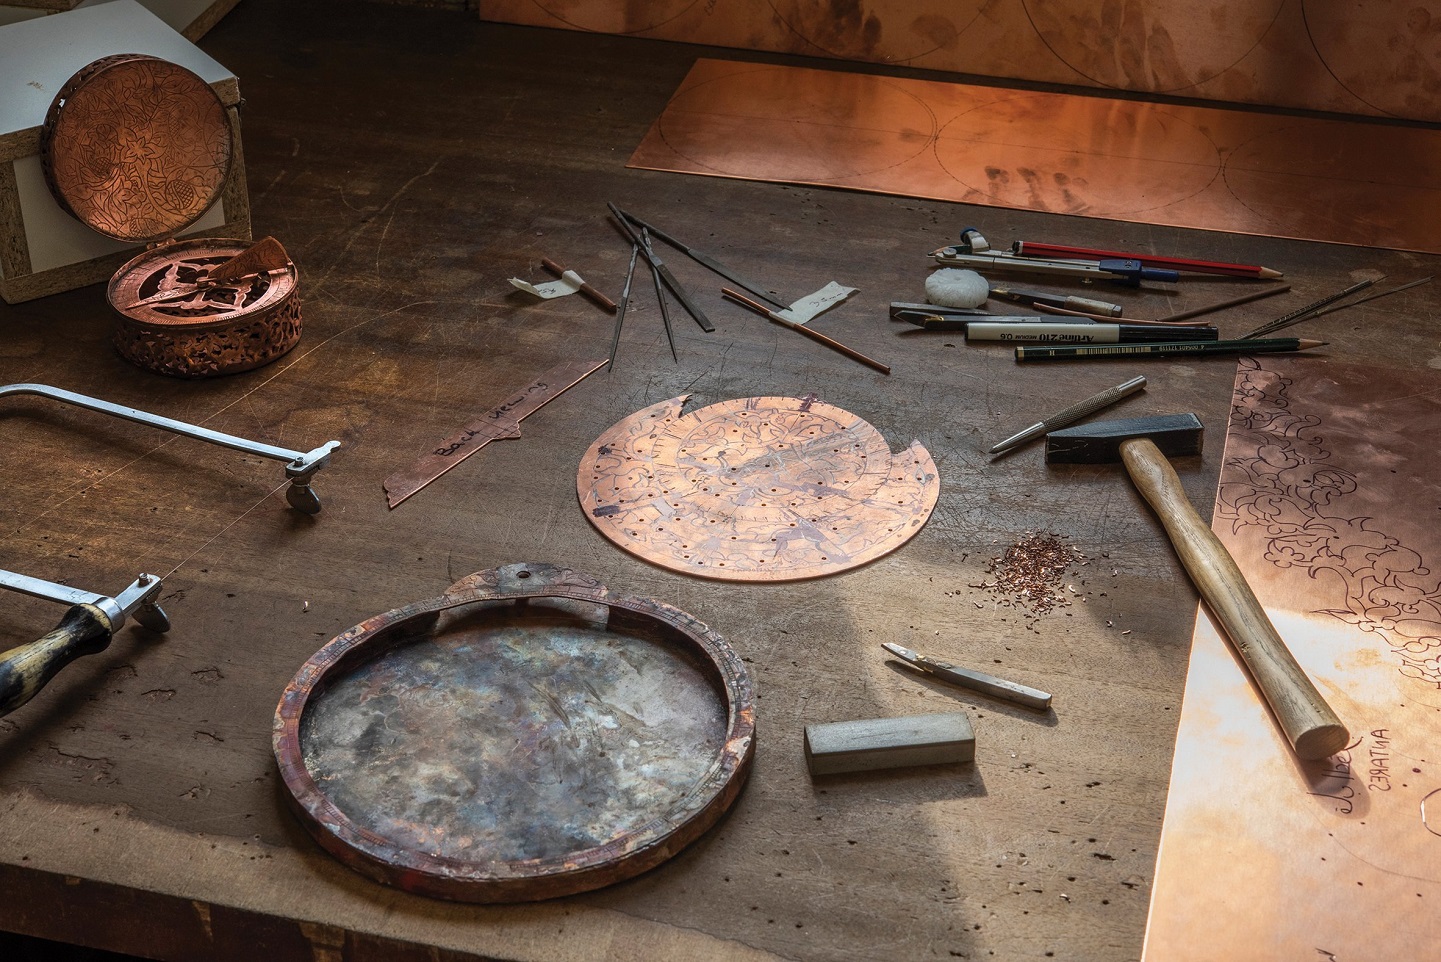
1142, 357, 1441, 960
479, 1, 1440, 123
629, 59, 1441, 255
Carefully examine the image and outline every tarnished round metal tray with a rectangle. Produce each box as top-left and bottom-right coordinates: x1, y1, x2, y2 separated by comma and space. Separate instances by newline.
273, 563, 755, 902
42, 54, 232, 244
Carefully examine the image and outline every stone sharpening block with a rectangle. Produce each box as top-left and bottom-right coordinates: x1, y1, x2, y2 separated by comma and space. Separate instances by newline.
804, 712, 975, 776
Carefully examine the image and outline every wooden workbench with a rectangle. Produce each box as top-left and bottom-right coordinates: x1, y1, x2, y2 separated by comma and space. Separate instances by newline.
1, 2, 1436, 959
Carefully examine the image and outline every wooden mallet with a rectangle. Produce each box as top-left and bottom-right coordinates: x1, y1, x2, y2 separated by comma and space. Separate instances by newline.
1046, 413, 1349, 760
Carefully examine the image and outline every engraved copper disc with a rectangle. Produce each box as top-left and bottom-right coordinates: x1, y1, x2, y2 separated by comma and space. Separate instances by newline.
578, 395, 940, 581
42, 54, 232, 243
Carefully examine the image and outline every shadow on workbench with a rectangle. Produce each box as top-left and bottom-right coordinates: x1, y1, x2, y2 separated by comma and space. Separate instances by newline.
0, 933, 140, 961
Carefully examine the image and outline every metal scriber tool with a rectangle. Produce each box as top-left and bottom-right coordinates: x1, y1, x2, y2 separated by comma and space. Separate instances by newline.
883, 642, 1052, 710
0, 383, 339, 514
608, 202, 714, 332
0, 569, 169, 716
990, 286, 1124, 317
607, 242, 640, 371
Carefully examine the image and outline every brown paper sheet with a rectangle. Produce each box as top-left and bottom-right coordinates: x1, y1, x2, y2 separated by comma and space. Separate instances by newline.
628, 59, 1441, 255
478, 1, 1440, 123
1142, 357, 1441, 960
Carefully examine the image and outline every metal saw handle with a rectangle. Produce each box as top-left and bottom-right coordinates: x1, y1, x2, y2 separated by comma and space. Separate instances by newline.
0, 603, 116, 716
1118, 437, 1349, 760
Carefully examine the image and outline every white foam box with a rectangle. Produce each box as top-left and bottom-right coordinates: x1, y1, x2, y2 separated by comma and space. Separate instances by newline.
804, 712, 976, 776
0, 0, 249, 304
0, 0, 241, 40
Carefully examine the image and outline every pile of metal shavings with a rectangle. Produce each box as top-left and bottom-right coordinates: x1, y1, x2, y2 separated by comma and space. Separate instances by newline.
971, 532, 1088, 618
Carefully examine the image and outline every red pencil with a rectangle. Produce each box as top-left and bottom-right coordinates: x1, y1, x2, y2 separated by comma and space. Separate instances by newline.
1012, 241, 1283, 279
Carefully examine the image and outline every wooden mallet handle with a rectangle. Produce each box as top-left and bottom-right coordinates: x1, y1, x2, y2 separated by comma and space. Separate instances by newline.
1119, 437, 1349, 759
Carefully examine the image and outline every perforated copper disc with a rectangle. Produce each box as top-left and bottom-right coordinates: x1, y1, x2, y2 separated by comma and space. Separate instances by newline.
578, 395, 940, 581
42, 54, 232, 243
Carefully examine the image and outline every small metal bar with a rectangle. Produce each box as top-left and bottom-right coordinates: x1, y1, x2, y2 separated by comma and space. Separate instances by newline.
0, 570, 103, 609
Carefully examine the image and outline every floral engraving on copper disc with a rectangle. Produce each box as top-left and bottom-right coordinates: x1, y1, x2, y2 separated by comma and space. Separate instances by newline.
45, 55, 232, 243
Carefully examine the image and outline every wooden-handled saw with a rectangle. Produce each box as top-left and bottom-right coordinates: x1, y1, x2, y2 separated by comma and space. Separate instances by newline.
0, 569, 169, 716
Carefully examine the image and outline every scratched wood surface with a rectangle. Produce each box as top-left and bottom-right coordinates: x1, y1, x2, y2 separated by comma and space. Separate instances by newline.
0, 3, 1438, 960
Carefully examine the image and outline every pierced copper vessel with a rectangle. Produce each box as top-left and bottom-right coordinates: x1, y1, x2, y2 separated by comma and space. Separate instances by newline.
42, 54, 301, 378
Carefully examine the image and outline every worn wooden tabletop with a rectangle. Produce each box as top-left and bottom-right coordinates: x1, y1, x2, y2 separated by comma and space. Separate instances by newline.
1, 2, 1437, 960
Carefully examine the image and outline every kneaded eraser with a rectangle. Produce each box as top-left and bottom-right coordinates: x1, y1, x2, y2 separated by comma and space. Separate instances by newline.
804, 712, 975, 776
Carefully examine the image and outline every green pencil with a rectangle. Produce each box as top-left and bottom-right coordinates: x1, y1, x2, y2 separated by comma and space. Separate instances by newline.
1015, 337, 1326, 361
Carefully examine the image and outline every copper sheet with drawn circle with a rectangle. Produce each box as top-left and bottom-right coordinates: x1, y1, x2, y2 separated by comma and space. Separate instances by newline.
579, 395, 940, 581
42, 54, 232, 243
273, 562, 754, 903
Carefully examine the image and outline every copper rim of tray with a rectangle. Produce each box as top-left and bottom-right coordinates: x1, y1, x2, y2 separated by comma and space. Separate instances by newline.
41, 54, 233, 244
272, 563, 756, 903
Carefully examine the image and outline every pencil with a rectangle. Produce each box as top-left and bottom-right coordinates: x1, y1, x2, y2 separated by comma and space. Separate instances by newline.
722, 288, 891, 375
1012, 241, 1283, 280
1015, 338, 1326, 361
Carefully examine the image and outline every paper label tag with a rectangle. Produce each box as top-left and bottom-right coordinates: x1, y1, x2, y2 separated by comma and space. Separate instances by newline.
509, 269, 586, 299
778, 281, 858, 325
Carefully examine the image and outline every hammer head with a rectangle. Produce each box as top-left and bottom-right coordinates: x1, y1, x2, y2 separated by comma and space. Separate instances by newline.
1046, 413, 1203, 464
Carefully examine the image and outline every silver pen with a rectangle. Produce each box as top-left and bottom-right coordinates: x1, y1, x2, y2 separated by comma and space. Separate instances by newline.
989, 375, 1146, 455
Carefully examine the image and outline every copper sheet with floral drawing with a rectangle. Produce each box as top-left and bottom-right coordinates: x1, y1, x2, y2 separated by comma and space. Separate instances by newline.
1143, 357, 1441, 961
578, 394, 939, 581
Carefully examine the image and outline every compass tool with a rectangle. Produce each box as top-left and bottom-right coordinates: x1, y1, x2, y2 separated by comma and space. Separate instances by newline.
0, 568, 169, 717
722, 285, 889, 374
617, 208, 790, 311
934, 229, 1179, 286
607, 202, 714, 332
578, 394, 938, 581
384, 360, 607, 508
607, 243, 640, 371
641, 227, 679, 363
0, 383, 339, 514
